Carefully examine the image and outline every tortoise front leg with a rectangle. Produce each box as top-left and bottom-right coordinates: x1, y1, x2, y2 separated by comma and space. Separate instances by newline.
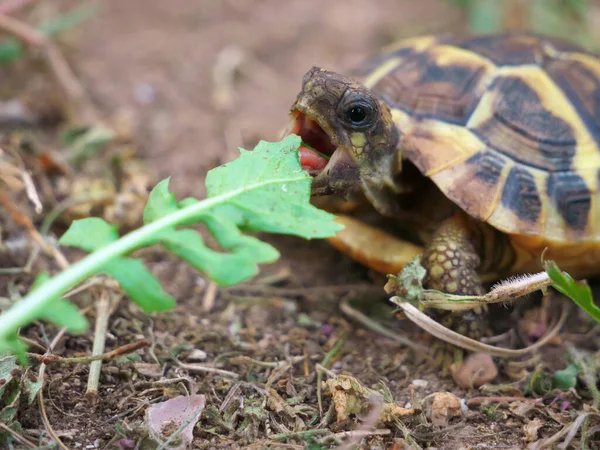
422, 213, 490, 370
423, 214, 484, 297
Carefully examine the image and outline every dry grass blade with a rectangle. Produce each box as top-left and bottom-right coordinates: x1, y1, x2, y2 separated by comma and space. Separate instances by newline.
86, 291, 111, 397
392, 297, 569, 358
0, 189, 70, 269
529, 412, 592, 450
419, 272, 553, 311
21, 170, 43, 214
339, 298, 431, 354
177, 360, 240, 379
27, 340, 149, 365
0, 421, 37, 448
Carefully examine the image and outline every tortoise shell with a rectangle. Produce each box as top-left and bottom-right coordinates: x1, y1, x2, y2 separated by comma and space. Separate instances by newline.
352, 34, 600, 245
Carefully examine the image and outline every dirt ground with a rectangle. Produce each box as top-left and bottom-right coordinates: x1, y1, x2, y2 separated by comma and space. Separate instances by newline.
3, 0, 600, 449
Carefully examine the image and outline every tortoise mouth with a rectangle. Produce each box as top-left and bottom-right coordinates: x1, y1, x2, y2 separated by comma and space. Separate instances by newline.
288, 112, 338, 175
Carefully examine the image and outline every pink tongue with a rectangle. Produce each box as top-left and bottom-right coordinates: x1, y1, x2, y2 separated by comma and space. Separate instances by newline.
299, 146, 328, 171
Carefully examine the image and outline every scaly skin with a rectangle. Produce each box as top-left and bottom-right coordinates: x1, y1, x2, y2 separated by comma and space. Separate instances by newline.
422, 214, 490, 372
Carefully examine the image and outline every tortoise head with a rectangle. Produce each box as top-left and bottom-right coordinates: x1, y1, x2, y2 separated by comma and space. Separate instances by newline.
287, 67, 401, 214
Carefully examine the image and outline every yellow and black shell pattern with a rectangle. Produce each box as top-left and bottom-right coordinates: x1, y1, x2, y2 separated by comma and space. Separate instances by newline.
355, 34, 600, 245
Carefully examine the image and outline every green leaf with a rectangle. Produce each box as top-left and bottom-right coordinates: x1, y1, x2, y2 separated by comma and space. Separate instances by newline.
200, 212, 279, 263
0, 337, 26, 366
0, 39, 23, 65
40, 299, 88, 333
466, 0, 504, 33
103, 258, 175, 312
158, 228, 276, 286
23, 372, 43, 405
545, 261, 599, 323
143, 178, 179, 224
0, 355, 19, 398
38, 2, 101, 36
29, 273, 89, 335
66, 125, 116, 164
552, 364, 579, 391
0, 2, 99, 67
205, 134, 343, 239
385, 257, 427, 302
59, 217, 120, 252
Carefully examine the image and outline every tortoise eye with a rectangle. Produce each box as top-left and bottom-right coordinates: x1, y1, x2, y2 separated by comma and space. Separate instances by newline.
347, 106, 367, 123
339, 91, 377, 130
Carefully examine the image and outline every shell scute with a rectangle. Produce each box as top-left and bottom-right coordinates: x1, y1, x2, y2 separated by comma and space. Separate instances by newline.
545, 55, 600, 150
500, 166, 543, 225
547, 171, 592, 232
429, 150, 509, 221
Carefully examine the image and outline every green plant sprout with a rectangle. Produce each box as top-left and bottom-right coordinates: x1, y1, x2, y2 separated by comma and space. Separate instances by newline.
0, 135, 343, 361
545, 261, 599, 324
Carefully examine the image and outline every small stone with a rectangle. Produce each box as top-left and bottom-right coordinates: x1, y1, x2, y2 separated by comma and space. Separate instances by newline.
134, 363, 163, 378
430, 392, 461, 427
133, 82, 156, 105
411, 379, 429, 389
451, 353, 498, 389
186, 349, 208, 361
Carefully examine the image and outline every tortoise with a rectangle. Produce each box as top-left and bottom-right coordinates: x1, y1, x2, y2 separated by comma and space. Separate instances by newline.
285, 33, 600, 359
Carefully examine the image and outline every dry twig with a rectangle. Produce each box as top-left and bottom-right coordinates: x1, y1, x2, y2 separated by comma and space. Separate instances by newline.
38, 328, 70, 450
177, 360, 240, 379
0, 421, 37, 448
393, 296, 569, 358
28, 340, 149, 365
86, 291, 115, 397
340, 298, 431, 354
0, 189, 69, 269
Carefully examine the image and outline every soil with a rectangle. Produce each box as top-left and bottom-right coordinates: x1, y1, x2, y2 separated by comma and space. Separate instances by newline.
2, 1, 600, 449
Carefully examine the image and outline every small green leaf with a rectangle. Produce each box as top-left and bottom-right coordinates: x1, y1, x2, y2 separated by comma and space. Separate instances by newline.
30, 273, 88, 334
545, 261, 599, 323
66, 125, 116, 164
40, 299, 88, 333
61, 126, 90, 145
385, 257, 427, 302
158, 228, 276, 286
103, 258, 175, 312
552, 364, 579, 391
38, 2, 100, 36
0, 39, 23, 65
0, 355, 19, 397
143, 178, 179, 224
30, 272, 52, 291
23, 372, 43, 405
0, 337, 26, 365
59, 218, 120, 252
466, 0, 503, 33
205, 134, 343, 239
201, 212, 279, 263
